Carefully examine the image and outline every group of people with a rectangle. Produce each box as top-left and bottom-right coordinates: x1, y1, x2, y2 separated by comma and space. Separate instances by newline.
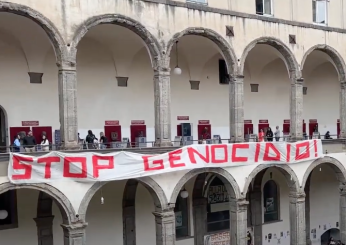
12, 130, 49, 152
258, 126, 281, 142
80, 130, 108, 149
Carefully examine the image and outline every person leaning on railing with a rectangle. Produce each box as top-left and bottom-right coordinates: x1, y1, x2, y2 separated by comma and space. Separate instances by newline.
12, 134, 20, 152
23, 130, 36, 153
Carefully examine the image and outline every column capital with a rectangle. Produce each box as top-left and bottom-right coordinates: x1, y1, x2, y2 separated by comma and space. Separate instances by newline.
339, 185, 346, 196
289, 191, 306, 203
61, 222, 88, 234
296, 78, 304, 84
153, 66, 170, 76
230, 74, 244, 82
341, 81, 346, 89
152, 209, 175, 219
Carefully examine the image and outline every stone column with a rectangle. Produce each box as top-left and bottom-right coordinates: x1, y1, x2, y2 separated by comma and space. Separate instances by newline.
193, 198, 207, 245
289, 192, 306, 245
339, 187, 346, 244
34, 216, 54, 245
123, 205, 136, 245
152, 209, 175, 245
58, 50, 79, 150
290, 78, 304, 141
154, 68, 171, 147
250, 190, 262, 245
229, 75, 244, 142
61, 222, 87, 245
340, 81, 346, 138
230, 199, 248, 245
305, 177, 311, 245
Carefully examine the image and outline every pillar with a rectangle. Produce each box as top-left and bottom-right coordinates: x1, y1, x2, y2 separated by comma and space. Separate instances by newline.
290, 78, 304, 141
289, 192, 306, 245
305, 177, 311, 245
193, 198, 207, 245
230, 199, 248, 245
154, 69, 171, 147
340, 81, 346, 138
123, 205, 136, 245
152, 209, 175, 245
339, 187, 346, 244
229, 75, 244, 142
61, 222, 87, 245
250, 190, 262, 245
34, 216, 54, 245
58, 53, 79, 149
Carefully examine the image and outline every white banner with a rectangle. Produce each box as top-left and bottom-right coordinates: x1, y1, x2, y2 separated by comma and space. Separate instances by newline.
8, 140, 323, 184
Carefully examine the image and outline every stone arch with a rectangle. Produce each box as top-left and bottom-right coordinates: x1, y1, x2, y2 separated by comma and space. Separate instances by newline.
78, 176, 169, 221
302, 156, 346, 189
0, 2, 65, 65
243, 164, 300, 195
165, 27, 238, 75
301, 44, 346, 81
239, 36, 301, 80
0, 182, 76, 224
170, 167, 241, 204
70, 14, 162, 68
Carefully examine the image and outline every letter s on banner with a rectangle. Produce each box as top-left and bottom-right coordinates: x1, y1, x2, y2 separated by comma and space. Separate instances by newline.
12, 155, 33, 180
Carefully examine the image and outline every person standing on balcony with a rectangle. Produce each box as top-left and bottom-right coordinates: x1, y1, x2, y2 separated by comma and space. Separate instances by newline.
258, 129, 265, 142
40, 134, 49, 152
23, 130, 36, 153
266, 127, 274, 142
12, 134, 20, 152
86, 130, 97, 149
274, 126, 280, 141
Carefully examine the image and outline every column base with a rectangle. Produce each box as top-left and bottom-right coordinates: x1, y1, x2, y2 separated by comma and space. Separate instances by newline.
289, 135, 304, 142
154, 139, 172, 147
62, 141, 80, 151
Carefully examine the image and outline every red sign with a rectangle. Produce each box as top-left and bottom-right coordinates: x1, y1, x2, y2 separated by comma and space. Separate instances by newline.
309, 119, 318, 123
284, 120, 290, 124
131, 120, 145, 125
244, 120, 252, 124
259, 120, 268, 124
9, 140, 323, 183
177, 116, 189, 120
22, 121, 39, 126
105, 120, 119, 126
198, 120, 210, 125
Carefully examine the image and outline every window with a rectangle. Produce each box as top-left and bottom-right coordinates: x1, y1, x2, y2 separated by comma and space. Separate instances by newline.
219, 60, 229, 84
0, 190, 18, 230
186, 0, 207, 4
175, 194, 189, 238
313, 0, 327, 24
256, 0, 272, 15
207, 177, 230, 232
263, 180, 279, 223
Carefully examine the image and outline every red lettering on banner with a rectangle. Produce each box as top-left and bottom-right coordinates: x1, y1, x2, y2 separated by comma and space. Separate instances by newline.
286, 144, 291, 162
12, 155, 33, 180
255, 143, 260, 162
187, 146, 210, 164
295, 141, 310, 161
37, 157, 60, 179
231, 144, 249, 162
263, 143, 281, 161
211, 145, 228, 164
142, 156, 164, 171
169, 149, 185, 168
63, 157, 87, 178
92, 155, 115, 178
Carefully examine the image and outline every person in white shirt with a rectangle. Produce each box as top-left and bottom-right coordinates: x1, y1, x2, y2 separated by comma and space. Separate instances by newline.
40, 135, 49, 152
274, 126, 280, 142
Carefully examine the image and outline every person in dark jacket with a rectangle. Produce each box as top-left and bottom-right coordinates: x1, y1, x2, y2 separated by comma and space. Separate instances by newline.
12, 134, 21, 152
23, 130, 36, 152
266, 127, 274, 142
85, 130, 97, 149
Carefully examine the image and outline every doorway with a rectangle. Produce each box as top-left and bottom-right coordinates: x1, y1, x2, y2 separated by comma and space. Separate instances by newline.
0, 106, 8, 152
321, 228, 340, 245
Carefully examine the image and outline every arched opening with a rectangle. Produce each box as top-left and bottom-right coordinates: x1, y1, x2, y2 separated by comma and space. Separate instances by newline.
0, 183, 74, 245
244, 165, 300, 245
241, 38, 299, 137
170, 168, 242, 245
0, 12, 61, 148
321, 228, 340, 244
73, 15, 160, 145
167, 28, 237, 141
80, 178, 168, 245
301, 46, 346, 138
302, 157, 346, 245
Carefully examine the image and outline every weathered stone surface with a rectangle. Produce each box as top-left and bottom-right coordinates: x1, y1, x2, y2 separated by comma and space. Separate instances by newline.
340, 186, 346, 244
341, 81, 346, 138
289, 192, 306, 245
152, 209, 175, 245
61, 222, 88, 245
229, 75, 244, 142
290, 78, 304, 141
230, 199, 248, 245
34, 216, 54, 245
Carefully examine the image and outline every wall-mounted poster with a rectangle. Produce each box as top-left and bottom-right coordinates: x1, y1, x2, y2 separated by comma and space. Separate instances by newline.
175, 211, 182, 227
265, 198, 275, 212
